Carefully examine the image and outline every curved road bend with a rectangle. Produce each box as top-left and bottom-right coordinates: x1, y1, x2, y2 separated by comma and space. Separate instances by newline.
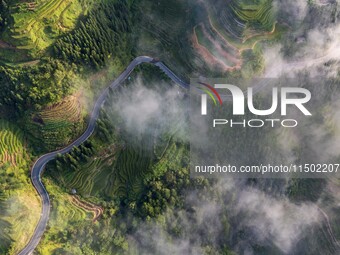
19, 55, 340, 254
18, 56, 190, 255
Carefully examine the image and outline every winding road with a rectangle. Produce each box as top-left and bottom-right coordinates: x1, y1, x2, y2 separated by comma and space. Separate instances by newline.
18, 54, 340, 254
18, 56, 189, 255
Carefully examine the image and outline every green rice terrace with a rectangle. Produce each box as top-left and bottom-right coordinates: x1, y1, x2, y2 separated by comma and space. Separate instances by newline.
37, 76, 190, 253
137, 0, 285, 75
0, 120, 40, 255
0, 120, 28, 167
0, 0, 84, 63
48, 84, 187, 202
24, 93, 85, 152
192, 0, 284, 71
36, 179, 96, 254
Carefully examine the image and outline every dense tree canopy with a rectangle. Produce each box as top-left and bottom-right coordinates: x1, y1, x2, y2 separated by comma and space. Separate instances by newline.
0, 0, 9, 31
0, 60, 76, 112
0, 0, 135, 116
54, 0, 133, 69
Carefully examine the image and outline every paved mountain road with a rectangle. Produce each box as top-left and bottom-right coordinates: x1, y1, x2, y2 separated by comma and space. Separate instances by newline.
18, 56, 190, 255
18, 54, 340, 254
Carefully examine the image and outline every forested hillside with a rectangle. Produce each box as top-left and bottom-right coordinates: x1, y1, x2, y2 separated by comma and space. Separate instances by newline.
0, 0, 278, 253
0, 0, 134, 116
0, 0, 137, 253
54, 1, 133, 69
1, 0, 337, 255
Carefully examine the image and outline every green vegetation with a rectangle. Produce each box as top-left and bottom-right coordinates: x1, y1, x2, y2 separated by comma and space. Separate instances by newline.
230, 0, 275, 33
0, 1, 10, 33
0, 189, 40, 255
0, 59, 77, 113
2, 0, 84, 57
36, 179, 94, 254
50, 139, 115, 197
0, 0, 278, 253
47, 83, 181, 201
136, 0, 283, 79
0, 120, 30, 193
0, 0, 137, 253
190, 0, 285, 74
208, 0, 275, 43
0, 0, 136, 152
0, 0, 135, 113
1, 0, 327, 254
54, 0, 134, 69
135, 0, 196, 77
0, 120, 40, 255
287, 178, 327, 202
240, 45, 265, 77
37, 66, 199, 253
0, 120, 28, 168
23, 93, 86, 152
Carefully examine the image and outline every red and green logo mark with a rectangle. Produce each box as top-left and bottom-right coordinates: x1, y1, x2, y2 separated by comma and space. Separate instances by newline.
198, 82, 223, 106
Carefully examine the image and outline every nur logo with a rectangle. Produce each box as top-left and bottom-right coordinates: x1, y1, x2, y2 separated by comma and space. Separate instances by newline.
199, 84, 312, 116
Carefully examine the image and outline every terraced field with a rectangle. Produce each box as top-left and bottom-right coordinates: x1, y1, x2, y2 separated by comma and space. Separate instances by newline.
48, 85, 184, 202
0, 120, 40, 255
193, 0, 282, 71
207, 0, 275, 44
137, 0, 283, 74
1, 0, 83, 60
25, 93, 85, 151
193, 23, 242, 71
0, 120, 28, 168
56, 156, 115, 197
71, 195, 103, 222
40, 94, 83, 122
36, 180, 92, 254
110, 136, 154, 200
231, 0, 274, 34
52, 134, 155, 201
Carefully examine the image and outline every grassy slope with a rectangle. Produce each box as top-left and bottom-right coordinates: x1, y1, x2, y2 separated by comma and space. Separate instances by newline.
0, 120, 40, 255
23, 92, 86, 152
36, 179, 91, 255
37, 63, 188, 252
0, 1, 94, 252
0, 0, 84, 63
